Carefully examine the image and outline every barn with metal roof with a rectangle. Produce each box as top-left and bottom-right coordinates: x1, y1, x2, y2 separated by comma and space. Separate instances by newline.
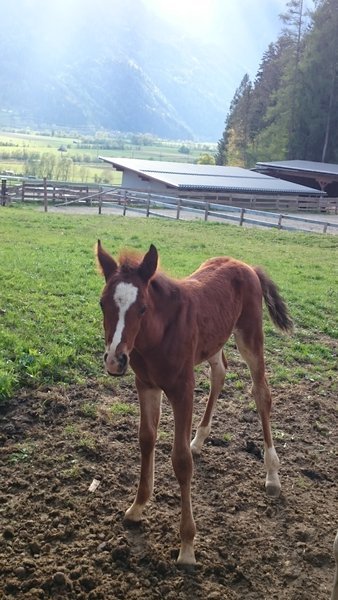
255, 160, 338, 197
101, 157, 323, 198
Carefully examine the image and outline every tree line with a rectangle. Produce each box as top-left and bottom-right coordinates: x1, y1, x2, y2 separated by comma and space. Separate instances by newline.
216, 0, 338, 167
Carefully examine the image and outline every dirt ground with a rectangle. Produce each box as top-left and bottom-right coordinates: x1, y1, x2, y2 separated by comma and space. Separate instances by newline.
0, 365, 337, 599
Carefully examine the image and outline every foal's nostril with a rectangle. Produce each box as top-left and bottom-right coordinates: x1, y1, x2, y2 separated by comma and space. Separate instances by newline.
103, 352, 108, 362
119, 353, 128, 370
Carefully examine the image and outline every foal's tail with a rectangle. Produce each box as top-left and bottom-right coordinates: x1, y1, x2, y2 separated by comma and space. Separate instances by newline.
254, 267, 293, 333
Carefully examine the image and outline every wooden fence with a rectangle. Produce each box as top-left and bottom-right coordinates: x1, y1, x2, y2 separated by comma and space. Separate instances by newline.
1, 177, 338, 234
104, 191, 338, 234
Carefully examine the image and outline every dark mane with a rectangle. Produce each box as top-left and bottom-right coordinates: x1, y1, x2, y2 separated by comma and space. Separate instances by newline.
118, 248, 164, 280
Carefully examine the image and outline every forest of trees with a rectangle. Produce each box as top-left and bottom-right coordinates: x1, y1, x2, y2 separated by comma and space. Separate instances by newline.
216, 0, 338, 167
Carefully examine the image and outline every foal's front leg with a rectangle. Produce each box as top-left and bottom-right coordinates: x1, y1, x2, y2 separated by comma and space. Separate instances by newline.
169, 380, 197, 566
124, 378, 162, 523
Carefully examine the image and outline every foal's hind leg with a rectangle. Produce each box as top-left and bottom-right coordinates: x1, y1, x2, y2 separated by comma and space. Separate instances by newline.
234, 328, 281, 497
191, 349, 227, 456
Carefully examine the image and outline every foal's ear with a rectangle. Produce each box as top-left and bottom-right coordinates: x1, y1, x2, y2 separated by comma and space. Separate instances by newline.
96, 240, 118, 282
138, 244, 158, 282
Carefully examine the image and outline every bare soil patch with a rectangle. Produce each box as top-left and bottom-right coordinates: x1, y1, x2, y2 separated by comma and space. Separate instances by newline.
0, 373, 337, 599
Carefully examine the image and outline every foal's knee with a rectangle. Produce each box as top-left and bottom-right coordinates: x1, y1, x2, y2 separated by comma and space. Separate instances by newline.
139, 426, 157, 456
172, 446, 193, 485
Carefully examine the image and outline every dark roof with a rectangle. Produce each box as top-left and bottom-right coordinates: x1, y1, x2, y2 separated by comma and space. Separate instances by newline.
256, 160, 338, 178
100, 157, 323, 196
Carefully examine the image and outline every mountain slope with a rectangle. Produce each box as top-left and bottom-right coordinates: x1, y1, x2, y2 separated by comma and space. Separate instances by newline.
0, 0, 241, 139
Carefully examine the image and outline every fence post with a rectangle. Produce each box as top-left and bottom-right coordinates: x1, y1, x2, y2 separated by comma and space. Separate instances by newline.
278, 214, 283, 229
146, 194, 151, 217
1, 179, 7, 206
21, 181, 25, 203
204, 201, 209, 221
176, 198, 181, 220
323, 223, 328, 234
43, 178, 48, 212
123, 190, 128, 216
98, 187, 103, 215
239, 208, 245, 226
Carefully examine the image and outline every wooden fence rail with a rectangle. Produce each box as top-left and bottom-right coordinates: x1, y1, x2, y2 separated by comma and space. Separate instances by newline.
117, 193, 338, 234
1, 178, 338, 234
1, 177, 338, 212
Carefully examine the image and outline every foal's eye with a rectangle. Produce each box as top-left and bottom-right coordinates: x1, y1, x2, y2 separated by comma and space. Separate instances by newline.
139, 305, 147, 316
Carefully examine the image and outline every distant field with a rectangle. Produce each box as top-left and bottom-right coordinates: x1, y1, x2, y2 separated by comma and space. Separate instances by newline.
0, 129, 217, 183
0, 206, 337, 401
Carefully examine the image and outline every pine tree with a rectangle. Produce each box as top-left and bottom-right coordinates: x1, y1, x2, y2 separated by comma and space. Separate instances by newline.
265, 0, 308, 158
299, 0, 338, 161
249, 42, 282, 139
249, 36, 293, 161
215, 74, 252, 167
215, 114, 230, 165
216, 0, 338, 165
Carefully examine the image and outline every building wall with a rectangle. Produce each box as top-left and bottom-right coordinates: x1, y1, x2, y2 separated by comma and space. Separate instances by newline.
121, 171, 172, 194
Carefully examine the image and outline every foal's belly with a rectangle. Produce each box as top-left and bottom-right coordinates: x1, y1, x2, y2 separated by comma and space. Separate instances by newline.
194, 328, 233, 365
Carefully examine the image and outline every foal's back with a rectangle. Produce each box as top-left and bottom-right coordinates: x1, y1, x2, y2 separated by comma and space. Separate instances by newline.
181, 257, 263, 363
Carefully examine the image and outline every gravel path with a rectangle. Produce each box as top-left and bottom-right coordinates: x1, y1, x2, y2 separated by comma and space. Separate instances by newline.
45, 204, 338, 234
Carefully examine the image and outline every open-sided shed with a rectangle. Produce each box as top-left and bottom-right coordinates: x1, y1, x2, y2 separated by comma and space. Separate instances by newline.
255, 160, 338, 197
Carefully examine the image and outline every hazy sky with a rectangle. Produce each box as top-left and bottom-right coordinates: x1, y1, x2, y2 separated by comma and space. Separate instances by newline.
10, 0, 314, 82
144, 0, 314, 78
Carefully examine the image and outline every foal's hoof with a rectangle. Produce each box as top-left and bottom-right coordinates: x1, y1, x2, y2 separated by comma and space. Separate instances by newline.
266, 483, 281, 498
177, 562, 196, 573
176, 545, 196, 569
190, 445, 201, 457
123, 517, 142, 529
265, 472, 281, 498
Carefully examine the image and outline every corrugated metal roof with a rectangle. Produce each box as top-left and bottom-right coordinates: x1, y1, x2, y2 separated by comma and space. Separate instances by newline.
256, 160, 338, 177
138, 172, 323, 194
100, 157, 324, 196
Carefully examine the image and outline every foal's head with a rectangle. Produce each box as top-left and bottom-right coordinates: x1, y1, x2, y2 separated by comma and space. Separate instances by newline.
96, 241, 158, 376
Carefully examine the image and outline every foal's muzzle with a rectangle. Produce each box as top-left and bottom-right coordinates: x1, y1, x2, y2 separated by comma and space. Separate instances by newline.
104, 352, 129, 376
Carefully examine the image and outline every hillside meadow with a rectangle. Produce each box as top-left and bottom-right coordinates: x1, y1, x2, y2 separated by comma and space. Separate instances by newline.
0, 206, 337, 402
0, 130, 215, 183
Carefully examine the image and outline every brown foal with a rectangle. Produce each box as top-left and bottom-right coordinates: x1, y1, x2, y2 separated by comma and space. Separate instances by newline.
96, 241, 293, 565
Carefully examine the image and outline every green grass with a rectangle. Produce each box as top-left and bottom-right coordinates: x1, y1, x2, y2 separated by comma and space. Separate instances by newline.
110, 402, 138, 417
8, 442, 35, 463
0, 206, 337, 402
80, 402, 98, 419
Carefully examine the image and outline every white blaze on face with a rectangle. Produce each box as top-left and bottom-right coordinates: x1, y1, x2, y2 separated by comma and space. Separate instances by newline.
108, 282, 138, 356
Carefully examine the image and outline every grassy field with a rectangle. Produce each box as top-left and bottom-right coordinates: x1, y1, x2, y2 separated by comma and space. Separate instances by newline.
0, 129, 216, 183
0, 206, 337, 402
